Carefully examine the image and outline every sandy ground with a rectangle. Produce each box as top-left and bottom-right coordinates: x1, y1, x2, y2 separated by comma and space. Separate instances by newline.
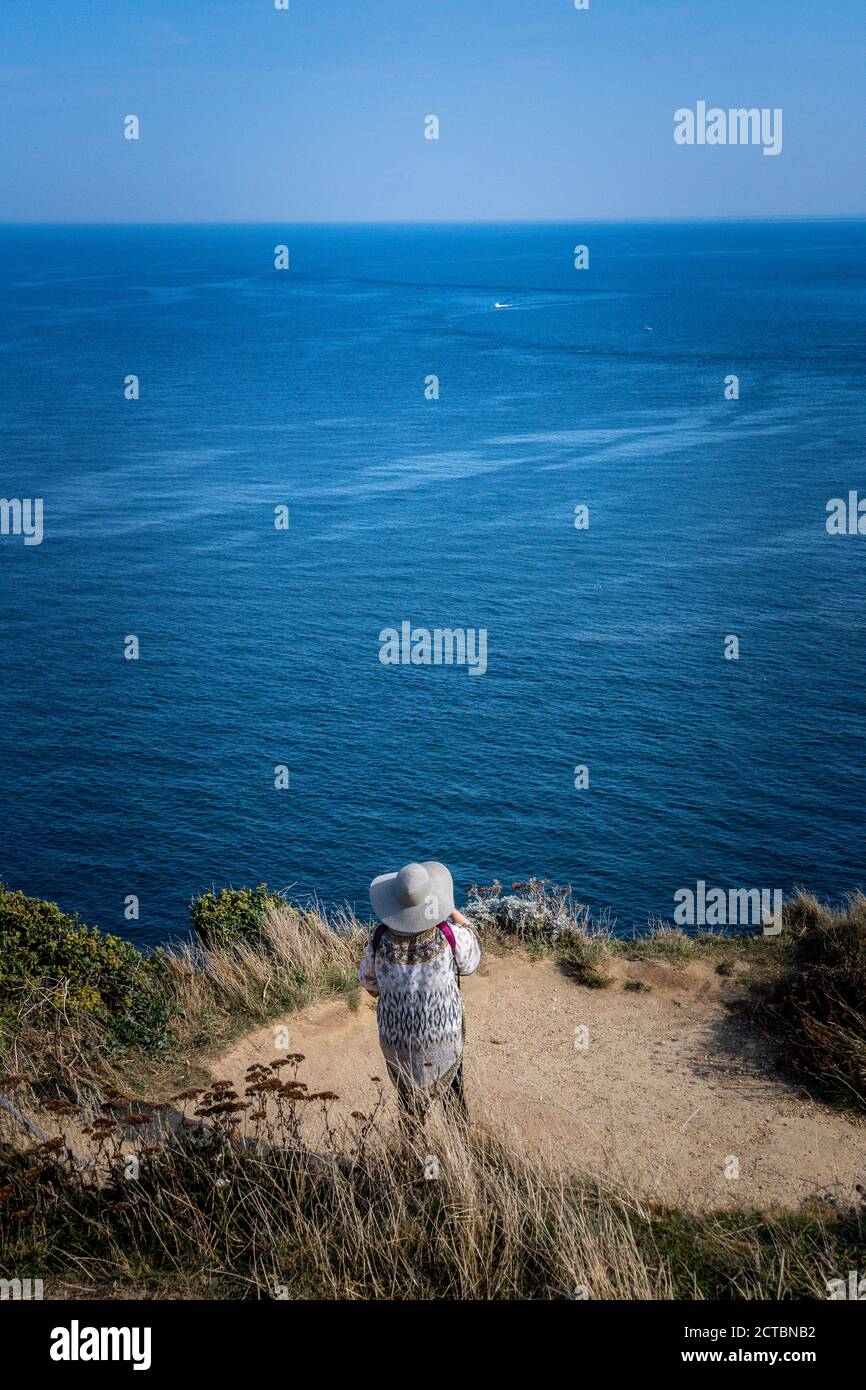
211, 950, 865, 1211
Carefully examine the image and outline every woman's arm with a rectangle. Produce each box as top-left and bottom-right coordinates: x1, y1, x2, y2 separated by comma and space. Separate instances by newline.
358, 940, 379, 996
451, 922, 481, 976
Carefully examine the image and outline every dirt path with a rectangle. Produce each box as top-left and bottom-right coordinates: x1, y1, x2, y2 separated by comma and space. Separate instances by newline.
211, 950, 864, 1210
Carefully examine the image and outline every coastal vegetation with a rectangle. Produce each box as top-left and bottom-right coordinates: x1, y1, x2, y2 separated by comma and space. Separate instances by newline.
0, 877, 863, 1299
1, 1065, 862, 1301
1, 877, 863, 1107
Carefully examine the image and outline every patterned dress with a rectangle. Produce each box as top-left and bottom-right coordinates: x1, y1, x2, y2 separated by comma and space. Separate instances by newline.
359, 921, 482, 1091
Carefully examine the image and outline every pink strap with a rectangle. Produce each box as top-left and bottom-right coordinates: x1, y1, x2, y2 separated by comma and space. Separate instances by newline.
437, 921, 457, 952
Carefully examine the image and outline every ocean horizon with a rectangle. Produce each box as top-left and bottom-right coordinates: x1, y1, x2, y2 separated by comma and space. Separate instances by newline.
2, 219, 865, 948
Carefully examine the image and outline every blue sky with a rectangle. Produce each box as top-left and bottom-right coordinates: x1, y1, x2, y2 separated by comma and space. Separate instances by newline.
1, 0, 863, 221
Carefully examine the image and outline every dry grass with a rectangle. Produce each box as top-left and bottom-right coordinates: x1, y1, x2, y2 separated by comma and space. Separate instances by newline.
163, 901, 367, 1056
748, 890, 866, 1112
0, 901, 370, 1099
0, 981, 116, 1096
464, 880, 779, 986
4, 882, 862, 1122
2, 1060, 861, 1302
2, 885, 864, 1301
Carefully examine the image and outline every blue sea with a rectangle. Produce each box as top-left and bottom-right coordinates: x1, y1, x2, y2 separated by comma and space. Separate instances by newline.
1, 222, 864, 948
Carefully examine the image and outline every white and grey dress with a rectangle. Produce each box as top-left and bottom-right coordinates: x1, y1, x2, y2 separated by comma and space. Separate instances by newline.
359, 922, 481, 1091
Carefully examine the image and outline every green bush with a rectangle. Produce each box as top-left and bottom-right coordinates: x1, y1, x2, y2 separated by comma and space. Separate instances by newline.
189, 883, 285, 950
0, 884, 172, 1055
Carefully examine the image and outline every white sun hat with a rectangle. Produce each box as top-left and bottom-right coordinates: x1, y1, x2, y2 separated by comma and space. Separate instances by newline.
369, 861, 455, 935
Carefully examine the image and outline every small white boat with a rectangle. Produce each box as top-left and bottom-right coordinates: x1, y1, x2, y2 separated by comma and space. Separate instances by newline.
494, 301, 513, 309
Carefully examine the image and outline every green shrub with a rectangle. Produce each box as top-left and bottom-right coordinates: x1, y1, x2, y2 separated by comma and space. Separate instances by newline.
189, 883, 286, 950
0, 884, 172, 1056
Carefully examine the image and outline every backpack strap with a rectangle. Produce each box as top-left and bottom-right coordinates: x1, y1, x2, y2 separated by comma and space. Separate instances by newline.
437, 921, 457, 953
437, 920, 460, 987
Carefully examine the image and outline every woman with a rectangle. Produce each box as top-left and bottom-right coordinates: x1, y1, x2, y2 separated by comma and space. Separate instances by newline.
359, 860, 481, 1126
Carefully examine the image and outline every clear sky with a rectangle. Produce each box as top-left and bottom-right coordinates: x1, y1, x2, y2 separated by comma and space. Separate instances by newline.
1, 0, 863, 222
